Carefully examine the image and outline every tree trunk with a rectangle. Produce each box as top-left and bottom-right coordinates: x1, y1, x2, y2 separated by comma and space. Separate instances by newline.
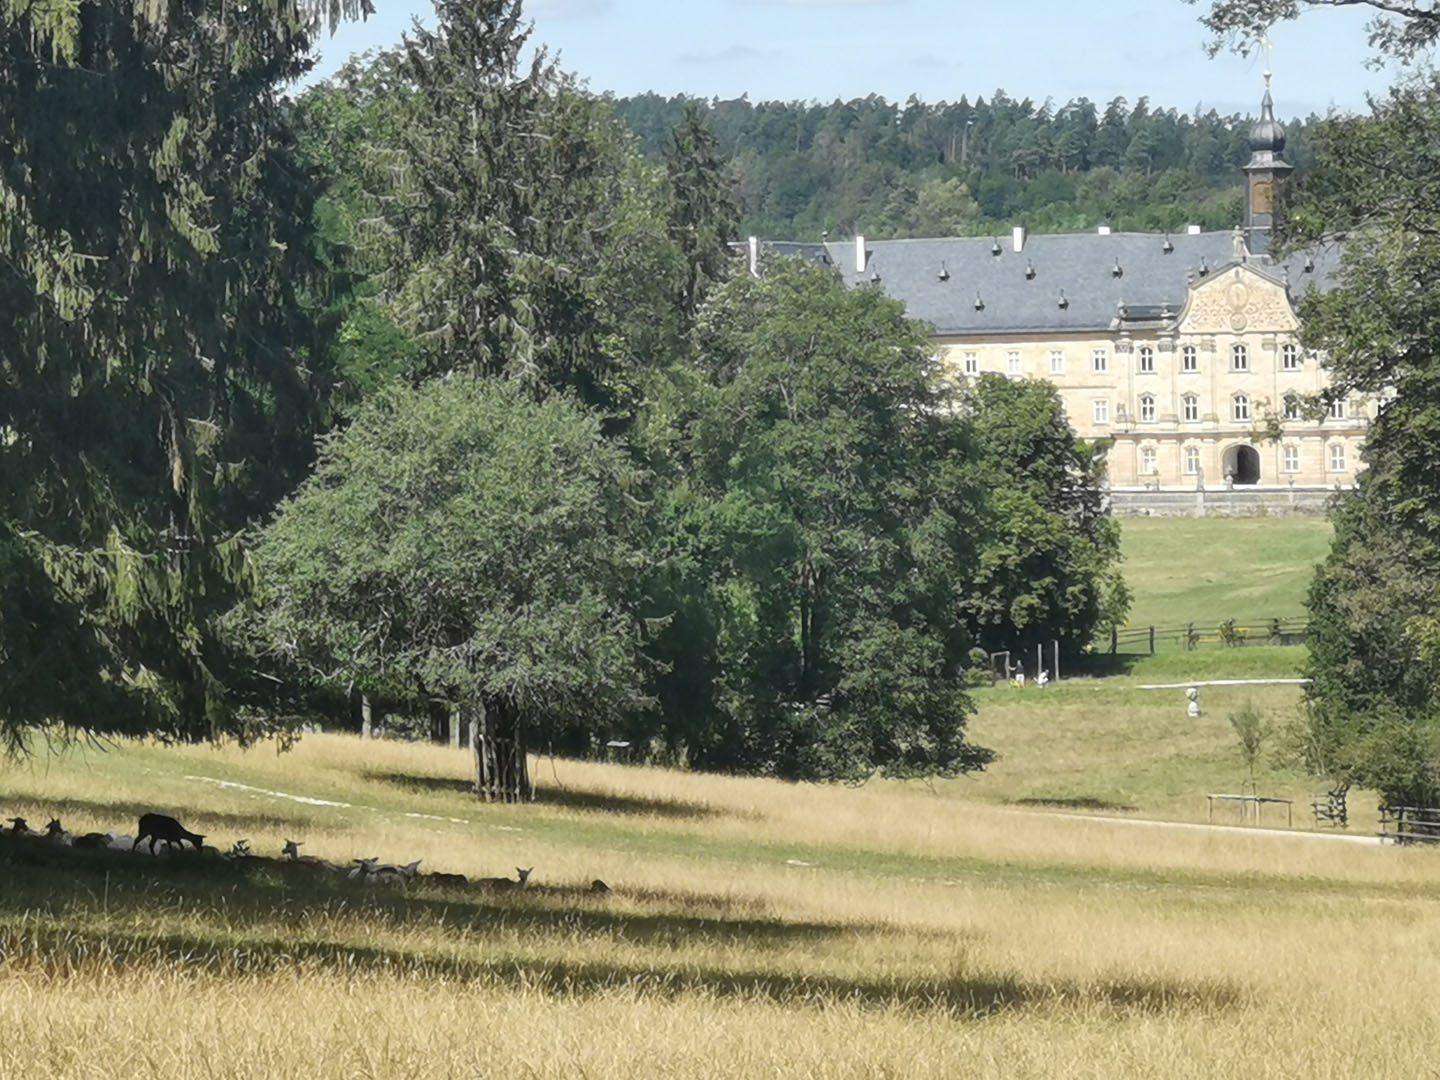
471, 697, 532, 803
449, 708, 462, 749
361, 694, 374, 739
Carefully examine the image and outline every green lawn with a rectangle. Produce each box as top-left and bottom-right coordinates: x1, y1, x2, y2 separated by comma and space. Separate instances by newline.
1118, 515, 1333, 629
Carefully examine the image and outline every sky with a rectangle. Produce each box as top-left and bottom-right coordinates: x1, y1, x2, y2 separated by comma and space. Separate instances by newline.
304, 1, 1404, 119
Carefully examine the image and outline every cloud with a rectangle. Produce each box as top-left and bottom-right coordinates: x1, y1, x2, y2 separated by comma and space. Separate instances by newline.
677, 43, 783, 65
528, 0, 614, 18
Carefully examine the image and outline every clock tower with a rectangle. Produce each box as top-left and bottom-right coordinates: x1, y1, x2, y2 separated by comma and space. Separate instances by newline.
1243, 70, 1293, 257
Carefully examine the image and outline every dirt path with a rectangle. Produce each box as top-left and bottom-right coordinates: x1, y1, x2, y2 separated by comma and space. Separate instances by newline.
1015, 806, 1383, 845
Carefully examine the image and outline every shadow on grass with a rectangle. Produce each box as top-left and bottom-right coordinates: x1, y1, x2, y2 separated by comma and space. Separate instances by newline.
1012, 797, 1140, 813
0, 917, 1242, 1019
0, 838, 853, 949
0, 838, 1244, 1019
1064, 654, 1144, 679
364, 771, 731, 820
4, 793, 327, 838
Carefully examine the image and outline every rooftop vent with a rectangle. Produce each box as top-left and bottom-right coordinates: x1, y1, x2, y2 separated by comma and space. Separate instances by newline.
938, 261, 950, 283
1112, 259, 1124, 278
1162, 234, 1174, 254
1025, 260, 1036, 280
1198, 257, 1209, 276
869, 268, 881, 285
974, 292, 986, 311
990, 238, 1003, 256
1303, 256, 1315, 274
1012, 225, 1027, 253
1057, 290, 1069, 310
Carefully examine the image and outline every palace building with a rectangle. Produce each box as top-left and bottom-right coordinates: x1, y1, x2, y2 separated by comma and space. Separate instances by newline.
753, 81, 1361, 501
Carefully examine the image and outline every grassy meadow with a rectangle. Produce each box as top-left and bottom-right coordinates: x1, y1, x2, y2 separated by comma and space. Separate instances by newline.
1118, 515, 1333, 629
5, 513, 1419, 1080
0, 733, 1434, 1080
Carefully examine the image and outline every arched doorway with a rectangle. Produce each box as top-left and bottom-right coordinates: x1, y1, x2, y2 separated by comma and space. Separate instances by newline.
1223, 444, 1261, 485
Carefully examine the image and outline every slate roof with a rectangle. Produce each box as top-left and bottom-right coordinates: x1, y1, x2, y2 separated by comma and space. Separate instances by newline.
754, 232, 1342, 336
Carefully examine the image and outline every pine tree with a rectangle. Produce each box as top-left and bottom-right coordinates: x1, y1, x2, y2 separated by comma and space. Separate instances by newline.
0, 0, 350, 749
664, 104, 739, 325
363, 0, 624, 397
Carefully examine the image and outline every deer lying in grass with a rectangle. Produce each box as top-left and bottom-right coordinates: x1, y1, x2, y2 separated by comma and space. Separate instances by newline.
427, 871, 469, 887
279, 840, 342, 873
372, 859, 422, 882
73, 831, 113, 849
132, 813, 205, 855
475, 867, 532, 890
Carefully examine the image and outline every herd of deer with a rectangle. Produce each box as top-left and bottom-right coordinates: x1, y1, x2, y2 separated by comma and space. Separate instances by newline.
3, 811, 611, 894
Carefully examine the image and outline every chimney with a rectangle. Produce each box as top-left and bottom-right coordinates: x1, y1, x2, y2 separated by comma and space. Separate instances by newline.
1012, 225, 1026, 253
1186, 224, 1202, 235
1097, 225, 1112, 236
855, 234, 866, 275
748, 236, 760, 278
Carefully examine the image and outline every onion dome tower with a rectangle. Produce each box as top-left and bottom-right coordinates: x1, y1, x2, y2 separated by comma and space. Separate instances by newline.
1243, 66, 1293, 257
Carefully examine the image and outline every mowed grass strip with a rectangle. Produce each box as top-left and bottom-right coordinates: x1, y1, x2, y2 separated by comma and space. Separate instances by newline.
2, 734, 1440, 1079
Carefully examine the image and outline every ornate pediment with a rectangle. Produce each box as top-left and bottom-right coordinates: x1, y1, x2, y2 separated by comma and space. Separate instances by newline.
1177, 264, 1297, 336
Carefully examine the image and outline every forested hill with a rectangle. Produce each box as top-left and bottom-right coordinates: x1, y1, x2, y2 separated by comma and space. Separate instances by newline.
612, 92, 1316, 242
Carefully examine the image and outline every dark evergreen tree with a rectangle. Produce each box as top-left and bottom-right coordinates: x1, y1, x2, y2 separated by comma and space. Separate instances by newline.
0, 0, 353, 750
665, 104, 739, 326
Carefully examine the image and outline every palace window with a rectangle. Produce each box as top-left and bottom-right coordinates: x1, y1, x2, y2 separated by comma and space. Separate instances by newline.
1282, 343, 1302, 371
1183, 445, 1201, 476
1181, 345, 1198, 373
1049, 350, 1064, 375
1007, 350, 1023, 376
1328, 397, 1347, 420
1231, 343, 1249, 372
1138, 346, 1155, 373
1093, 399, 1109, 425
1283, 394, 1302, 421
1329, 443, 1347, 472
963, 351, 978, 376
1233, 394, 1251, 422
1182, 394, 1199, 422
1283, 445, 1300, 473
1092, 348, 1109, 374
1139, 394, 1156, 423
1140, 446, 1157, 474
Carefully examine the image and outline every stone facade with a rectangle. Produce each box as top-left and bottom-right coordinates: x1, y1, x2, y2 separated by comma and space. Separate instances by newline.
933, 260, 1368, 492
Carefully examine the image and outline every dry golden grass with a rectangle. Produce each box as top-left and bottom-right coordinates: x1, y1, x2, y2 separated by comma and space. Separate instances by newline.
1, 732, 1436, 1079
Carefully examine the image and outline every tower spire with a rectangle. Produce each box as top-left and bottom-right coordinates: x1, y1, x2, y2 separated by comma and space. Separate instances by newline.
1243, 52, 1291, 258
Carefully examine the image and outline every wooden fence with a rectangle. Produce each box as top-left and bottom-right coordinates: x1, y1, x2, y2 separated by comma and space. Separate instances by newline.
1379, 805, 1440, 844
1105, 615, 1309, 655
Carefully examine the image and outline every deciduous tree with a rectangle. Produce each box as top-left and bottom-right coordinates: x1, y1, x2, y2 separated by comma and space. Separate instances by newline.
247, 378, 647, 802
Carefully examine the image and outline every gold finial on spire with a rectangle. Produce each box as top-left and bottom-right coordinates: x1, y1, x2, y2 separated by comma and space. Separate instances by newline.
1262, 35, 1273, 91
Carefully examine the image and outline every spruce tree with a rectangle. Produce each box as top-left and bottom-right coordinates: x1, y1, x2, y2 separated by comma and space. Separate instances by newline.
0, 0, 351, 749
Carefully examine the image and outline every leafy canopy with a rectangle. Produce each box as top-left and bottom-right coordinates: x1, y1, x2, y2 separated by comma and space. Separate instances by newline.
247, 377, 648, 740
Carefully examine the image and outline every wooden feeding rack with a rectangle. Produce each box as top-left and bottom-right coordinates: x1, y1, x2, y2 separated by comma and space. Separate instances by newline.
1206, 793, 1294, 827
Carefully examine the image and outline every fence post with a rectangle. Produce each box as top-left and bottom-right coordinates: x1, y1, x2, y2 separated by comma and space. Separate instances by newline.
1110, 626, 1118, 654
1149, 626, 1156, 654
1053, 639, 1060, 683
